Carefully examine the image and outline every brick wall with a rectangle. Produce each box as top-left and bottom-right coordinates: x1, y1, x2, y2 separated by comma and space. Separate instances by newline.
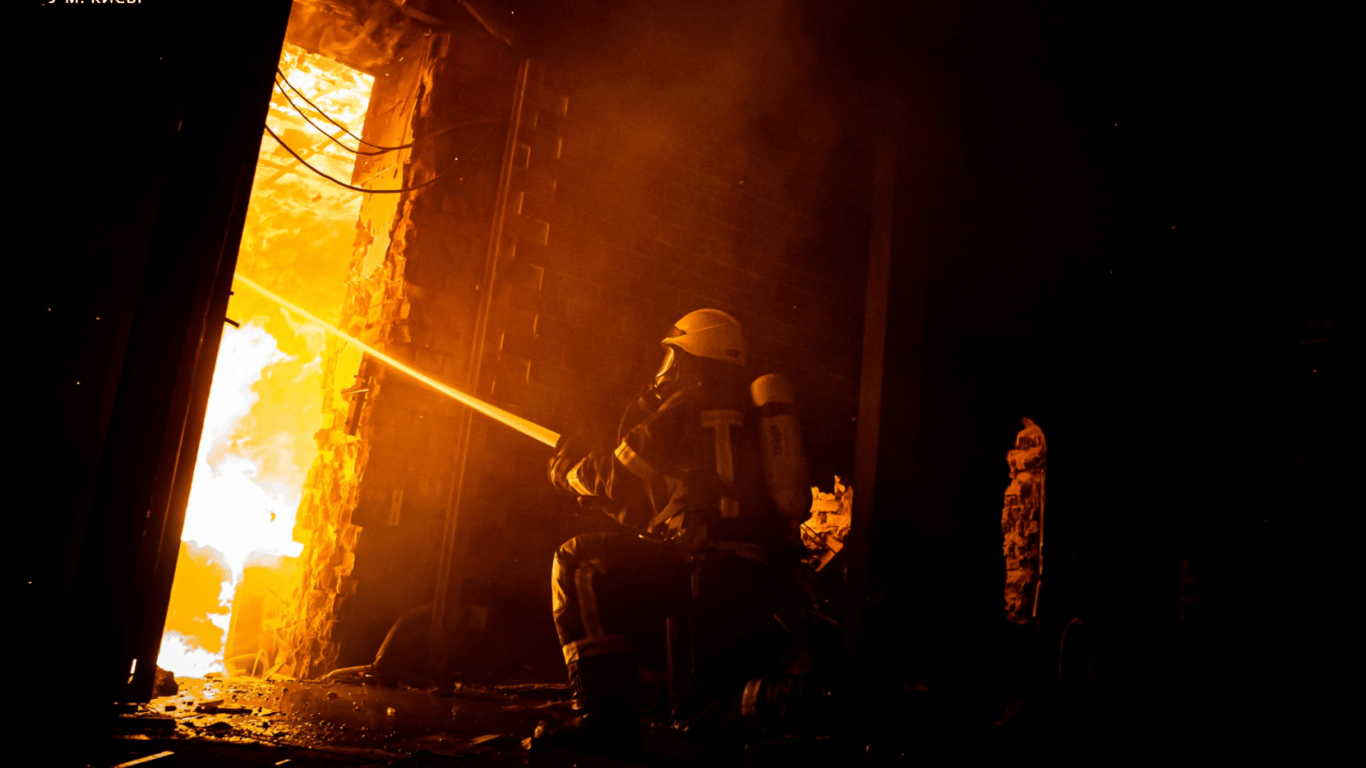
329, 16, 524, 669
484, 66, 870, 479
277, 8, 524, 674
441, 52, 872, 671
281, 4, 872, 676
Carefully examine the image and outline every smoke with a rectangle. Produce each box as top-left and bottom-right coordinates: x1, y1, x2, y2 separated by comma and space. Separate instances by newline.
532, 0, 869, 192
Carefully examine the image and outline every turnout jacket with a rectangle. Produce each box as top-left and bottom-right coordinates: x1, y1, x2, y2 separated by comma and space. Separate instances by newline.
559, 381, 788, 554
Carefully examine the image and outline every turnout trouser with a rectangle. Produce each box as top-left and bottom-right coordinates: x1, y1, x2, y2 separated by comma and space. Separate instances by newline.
552, 531, 820, 738
552, 532, 690, 674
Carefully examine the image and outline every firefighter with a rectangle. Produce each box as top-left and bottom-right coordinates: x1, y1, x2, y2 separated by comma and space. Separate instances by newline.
536, 309, 828, 754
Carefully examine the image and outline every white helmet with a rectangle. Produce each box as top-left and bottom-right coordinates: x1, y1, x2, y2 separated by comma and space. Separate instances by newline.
662, 309, 746, 366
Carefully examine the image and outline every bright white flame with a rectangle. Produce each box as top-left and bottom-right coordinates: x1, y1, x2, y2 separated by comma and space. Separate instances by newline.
159, 322, 306, 676
181, 322, 306, 574
158, 631, 223, 678
160, 44, 376, 679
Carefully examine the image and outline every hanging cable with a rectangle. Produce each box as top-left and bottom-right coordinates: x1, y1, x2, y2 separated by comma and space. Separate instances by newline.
273, 75, 497, 157
277, 69, 496, 152
273, 78, 384, 157
276, 70, 373, 145
263, 122, 500, 194
264, 124, 437, 194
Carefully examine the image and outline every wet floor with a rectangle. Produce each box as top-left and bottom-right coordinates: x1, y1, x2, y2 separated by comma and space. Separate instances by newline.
100, 675, 746, 767
157, 676, 570, 752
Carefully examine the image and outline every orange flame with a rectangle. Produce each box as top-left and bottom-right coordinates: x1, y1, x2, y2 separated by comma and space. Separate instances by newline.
158, 44, 376, 678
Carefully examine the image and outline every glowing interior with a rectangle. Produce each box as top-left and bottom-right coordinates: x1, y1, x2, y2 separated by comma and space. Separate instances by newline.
158, 44, 375, 677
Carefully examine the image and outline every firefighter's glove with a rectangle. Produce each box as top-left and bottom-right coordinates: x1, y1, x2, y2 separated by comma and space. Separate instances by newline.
548, 433, 587, 494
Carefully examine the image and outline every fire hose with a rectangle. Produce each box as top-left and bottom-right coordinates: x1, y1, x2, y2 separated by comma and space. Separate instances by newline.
234, 274, 561, 449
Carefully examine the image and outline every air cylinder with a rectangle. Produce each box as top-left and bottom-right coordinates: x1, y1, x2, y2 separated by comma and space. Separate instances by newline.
750, 373, 810, 528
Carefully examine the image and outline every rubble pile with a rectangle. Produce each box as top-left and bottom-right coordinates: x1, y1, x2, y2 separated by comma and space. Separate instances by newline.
1002, 418, 1046, 624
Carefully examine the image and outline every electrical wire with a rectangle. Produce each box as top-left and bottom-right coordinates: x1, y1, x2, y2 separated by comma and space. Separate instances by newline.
276, 70, 375, 146
263, 124, 433, 194
277, 69, 496, 152
265, 69, 503, 194
273, 75, 497, 157
262, 122, 500, 195
272, 78, 385, 157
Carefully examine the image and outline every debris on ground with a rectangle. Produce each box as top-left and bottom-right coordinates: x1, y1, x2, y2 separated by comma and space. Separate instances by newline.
87, 672, 753, 766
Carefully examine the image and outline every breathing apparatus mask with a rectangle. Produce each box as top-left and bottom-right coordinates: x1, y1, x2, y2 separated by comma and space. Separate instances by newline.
634, 309, 747, 416
634, 345, 681, 416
